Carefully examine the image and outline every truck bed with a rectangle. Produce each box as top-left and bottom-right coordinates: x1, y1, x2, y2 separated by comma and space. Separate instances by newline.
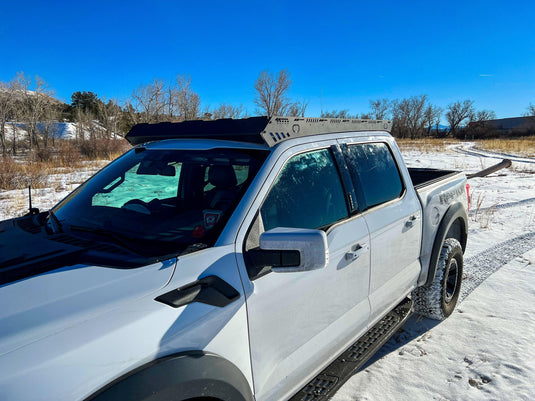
408, 168, 458, 190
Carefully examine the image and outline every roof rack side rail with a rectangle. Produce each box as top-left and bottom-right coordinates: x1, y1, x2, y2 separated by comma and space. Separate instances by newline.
125, 116, 392, 147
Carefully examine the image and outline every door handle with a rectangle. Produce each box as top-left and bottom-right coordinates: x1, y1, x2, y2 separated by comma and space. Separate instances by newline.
405, 215, 419, 228
346, 243, 369, 261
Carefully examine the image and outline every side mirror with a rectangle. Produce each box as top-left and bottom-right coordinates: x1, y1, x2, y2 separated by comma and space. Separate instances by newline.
259, 227, 329, 273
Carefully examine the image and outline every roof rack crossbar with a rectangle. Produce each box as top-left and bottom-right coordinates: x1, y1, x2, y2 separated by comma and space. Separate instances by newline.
125, 116, 392, 147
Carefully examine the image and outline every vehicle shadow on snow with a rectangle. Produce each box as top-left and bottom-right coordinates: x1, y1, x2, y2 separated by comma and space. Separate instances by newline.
361, 315, 441, 370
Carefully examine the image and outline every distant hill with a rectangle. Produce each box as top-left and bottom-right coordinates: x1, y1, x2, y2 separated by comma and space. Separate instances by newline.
0, 88, 66, 107
4, 121, 118, 141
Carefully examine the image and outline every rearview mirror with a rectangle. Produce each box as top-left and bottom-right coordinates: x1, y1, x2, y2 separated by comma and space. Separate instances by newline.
259, 227, 329, 273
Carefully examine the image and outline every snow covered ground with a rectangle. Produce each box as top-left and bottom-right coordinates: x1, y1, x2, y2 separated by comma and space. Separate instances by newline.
1, 142, 534, 400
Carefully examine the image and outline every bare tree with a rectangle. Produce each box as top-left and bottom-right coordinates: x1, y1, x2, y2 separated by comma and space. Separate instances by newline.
126, 79, 167, 124
211, 103, 245, 119
390, 100, 404, 138
321, 110, 356, 119
525, 103, 535, 121
254, 69, 293, 117
169, 75, 200, 121
369, 98, 390, 120
446, 100, 475, 137
286, 99, 309, 117
407, 95, 428, 139
39, 106, 60, 148
473, 109, 496, 122
424, 104, 443, 137
0, 80, 15, 155
390, 95, 428, 139
9, 100, 24, 156
98, 98, 123, 137
465, 109, 497, 139
17, 73, 54, 149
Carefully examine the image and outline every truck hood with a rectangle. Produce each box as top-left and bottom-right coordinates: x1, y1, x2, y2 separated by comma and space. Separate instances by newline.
0, 216, 177, 357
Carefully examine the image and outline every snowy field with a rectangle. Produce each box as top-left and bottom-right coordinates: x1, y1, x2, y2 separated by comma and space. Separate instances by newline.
1, 143, 534, 400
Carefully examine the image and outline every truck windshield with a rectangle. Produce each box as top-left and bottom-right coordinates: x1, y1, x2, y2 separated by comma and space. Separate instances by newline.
52, 147, 267, 257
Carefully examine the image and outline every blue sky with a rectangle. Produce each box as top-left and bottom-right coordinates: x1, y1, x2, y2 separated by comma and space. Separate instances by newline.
1, 0, 534, 119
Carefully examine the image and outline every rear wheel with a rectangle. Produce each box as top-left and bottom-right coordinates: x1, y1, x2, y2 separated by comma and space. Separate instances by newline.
413, 238, 463, 320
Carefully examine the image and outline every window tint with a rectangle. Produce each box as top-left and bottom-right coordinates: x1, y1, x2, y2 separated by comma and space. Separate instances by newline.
345, 143, 403, 209
261, 148, 347, 231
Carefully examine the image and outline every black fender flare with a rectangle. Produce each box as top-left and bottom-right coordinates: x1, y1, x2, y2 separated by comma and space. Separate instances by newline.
85, 351, 254, 401
425, 202, 468, 286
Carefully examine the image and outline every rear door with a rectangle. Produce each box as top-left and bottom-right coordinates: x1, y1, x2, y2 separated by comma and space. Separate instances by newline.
235, 142, 371, 401
338, 139, 422, 322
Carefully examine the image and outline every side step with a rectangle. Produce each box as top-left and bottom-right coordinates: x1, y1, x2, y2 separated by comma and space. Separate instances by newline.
289, 298, 413, 401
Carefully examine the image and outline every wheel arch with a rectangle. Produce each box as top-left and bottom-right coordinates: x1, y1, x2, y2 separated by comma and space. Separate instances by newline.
424, 202, 468, 286
85, 351, 254, 401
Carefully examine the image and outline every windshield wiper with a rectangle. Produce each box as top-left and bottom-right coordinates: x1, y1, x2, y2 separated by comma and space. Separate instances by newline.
47, 210, 63, 234
69, 225, 141, 254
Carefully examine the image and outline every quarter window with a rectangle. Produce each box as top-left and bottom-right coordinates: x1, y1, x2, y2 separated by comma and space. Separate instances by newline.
260, 148, 348, 231
344, 143, 403, 210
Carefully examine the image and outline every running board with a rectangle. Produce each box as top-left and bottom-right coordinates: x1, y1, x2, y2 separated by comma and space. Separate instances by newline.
289, 298, 413, 401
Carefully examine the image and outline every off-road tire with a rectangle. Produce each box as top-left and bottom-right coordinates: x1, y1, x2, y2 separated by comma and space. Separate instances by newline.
413, 238, 463, 320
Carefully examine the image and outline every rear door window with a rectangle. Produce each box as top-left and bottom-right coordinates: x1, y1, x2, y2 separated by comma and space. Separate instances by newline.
344, 143, 404, 210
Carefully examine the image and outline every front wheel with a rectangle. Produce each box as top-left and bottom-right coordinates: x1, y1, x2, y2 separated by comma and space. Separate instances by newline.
413, 238, 463, 320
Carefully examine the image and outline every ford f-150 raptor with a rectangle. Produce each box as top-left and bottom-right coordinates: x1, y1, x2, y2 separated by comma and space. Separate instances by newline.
0, 116, 468, 401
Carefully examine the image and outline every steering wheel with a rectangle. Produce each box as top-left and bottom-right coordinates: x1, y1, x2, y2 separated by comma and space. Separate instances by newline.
122, 199, 152, 215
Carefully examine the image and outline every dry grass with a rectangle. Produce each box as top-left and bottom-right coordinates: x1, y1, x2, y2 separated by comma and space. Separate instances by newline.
0, 157, 50, 190
0, 139, 130, 190
396, 138, 461, 153
470, 193, 497, 229
474, 138, 535, 158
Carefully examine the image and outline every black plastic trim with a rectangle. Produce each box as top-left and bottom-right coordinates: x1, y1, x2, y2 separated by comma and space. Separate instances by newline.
331, 144, 359, 214
425, 202, 468, 286
85, 351, 254, 401
126, 117, 269, 145
155, 275, 240, 308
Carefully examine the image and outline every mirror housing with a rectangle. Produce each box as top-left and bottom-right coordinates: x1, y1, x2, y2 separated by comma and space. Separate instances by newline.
259, 227, 329, 272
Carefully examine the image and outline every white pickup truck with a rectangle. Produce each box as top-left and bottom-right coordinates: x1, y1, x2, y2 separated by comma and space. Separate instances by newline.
0, 117, 468, 401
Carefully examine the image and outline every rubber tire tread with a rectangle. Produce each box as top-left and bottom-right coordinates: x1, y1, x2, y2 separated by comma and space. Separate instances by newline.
413, 238, 463, 320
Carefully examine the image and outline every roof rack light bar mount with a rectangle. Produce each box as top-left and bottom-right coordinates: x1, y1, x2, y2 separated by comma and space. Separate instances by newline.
261, 117, 392, 147
125, 116, 392, 147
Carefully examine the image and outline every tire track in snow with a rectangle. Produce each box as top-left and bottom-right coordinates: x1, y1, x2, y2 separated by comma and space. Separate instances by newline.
469, 197, 535, 215
452, 144, 535, 164
461, 231, 535, 302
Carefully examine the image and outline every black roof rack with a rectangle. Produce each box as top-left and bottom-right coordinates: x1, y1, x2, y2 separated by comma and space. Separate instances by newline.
125, 116, 392, 147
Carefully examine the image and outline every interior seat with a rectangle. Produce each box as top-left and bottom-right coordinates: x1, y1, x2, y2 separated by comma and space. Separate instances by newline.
205, 165, 238, 211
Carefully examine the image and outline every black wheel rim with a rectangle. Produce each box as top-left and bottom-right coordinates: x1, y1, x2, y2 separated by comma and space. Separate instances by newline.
444, 258, 459, 303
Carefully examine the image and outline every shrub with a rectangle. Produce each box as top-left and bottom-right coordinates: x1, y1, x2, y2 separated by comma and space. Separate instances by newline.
0, 157, 48, 190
